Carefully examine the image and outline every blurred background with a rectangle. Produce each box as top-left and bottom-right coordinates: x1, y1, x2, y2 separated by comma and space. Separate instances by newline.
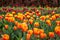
0, 0, 60, 7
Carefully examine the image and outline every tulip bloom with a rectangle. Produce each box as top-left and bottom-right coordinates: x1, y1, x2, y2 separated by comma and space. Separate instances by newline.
13, 26, 17, 30
49, 32, 54, 38
40, 33, 47, 39
51, 15, 56, 21
33, 28, 40, 35
29, 19, 33, 24
34, 22, 39, 27
4, 25, 8, 29
40, 16, 46, 21
55, 26, 60, 36
46, 20, 51, 26
27, 30, 33, 35
21, 23, 28, 32
26, 34, 31, 40
39, 29, 44, 34
2, 34, 9, 40
56, 21, 60, 26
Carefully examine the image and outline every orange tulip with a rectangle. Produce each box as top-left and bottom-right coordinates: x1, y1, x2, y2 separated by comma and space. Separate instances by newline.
17, 13, 24, 20
49, 17, 52, 21
27, 30, 33, 35
14, 15, 18, 18
26, 34, 31, 40
5, 13, 9, 17
17, 16, 24, 20
55, 14, 60, 18
23, 15, 25, 18
33, 28, 40, 35
40, 33, 47, 39
39, 29, 44, 34
2, 34, 9, 40
5, 17, 15, 22
25, 12, 30, 15
56, 21, 60, 26
4, 25, 8, 29
46, 15, 50, 18
34, 22, 39, 27
17, 23, 22, 29
55, 26, 60, 36
13, 26, 17, 30
23, 19, 28, 23
6, 13, 13, 17
40, 16, 46, 21
46, 20, 51, 26
49, 32, 54, 38
29, 19, 33, 24
51, 15, 56, 21
21, 23, 28, 32
5, 17, 9, 21
8, 17, 15, 22
14, 21, 19, 26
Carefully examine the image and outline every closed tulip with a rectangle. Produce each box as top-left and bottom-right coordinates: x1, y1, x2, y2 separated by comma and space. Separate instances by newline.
49, 32, 54, 38
55, 26, 60, 36
46, 20, 51, 26
40, 33, 47, 39
34, 22, 39, 27
2, 34, 9, 40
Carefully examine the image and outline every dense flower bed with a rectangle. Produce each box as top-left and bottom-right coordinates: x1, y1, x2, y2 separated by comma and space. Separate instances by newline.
0, 7, 60, 40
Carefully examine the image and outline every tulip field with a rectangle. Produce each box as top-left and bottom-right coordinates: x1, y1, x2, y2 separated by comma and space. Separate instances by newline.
0, 7, 60, 40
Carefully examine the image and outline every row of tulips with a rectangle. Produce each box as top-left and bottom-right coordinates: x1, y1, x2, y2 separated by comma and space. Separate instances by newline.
0, 7, 59, 13
0, 7, 60, 40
